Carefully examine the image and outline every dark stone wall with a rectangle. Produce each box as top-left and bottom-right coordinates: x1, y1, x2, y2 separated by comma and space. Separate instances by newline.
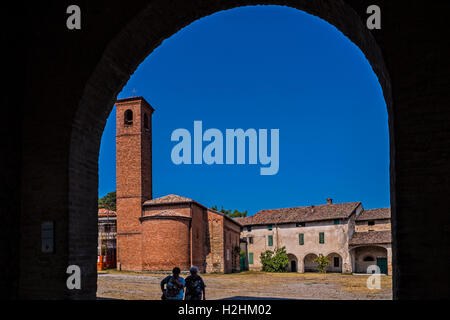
1, 0, 449, 299
380, 2, 450, 299
1, 3, 27, 300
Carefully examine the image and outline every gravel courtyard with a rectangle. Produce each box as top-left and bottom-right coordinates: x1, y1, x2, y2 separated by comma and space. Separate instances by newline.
97, 271, 392, 300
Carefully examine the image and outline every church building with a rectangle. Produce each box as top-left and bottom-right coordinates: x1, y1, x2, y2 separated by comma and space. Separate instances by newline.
115, 97, 241, 273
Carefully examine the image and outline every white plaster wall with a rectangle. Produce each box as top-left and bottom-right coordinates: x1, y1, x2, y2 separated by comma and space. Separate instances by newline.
242, 219, 353, 273
355, 218, 391, 232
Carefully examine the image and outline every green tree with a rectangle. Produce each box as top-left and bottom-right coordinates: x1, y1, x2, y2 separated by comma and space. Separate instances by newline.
211, 205, 247, 218
98, 191, 116, 211
259, 246, 289, 272
313, 254, 330, 273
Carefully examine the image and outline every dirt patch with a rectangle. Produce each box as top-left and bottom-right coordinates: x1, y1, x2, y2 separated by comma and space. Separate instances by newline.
97, 271, 392, 300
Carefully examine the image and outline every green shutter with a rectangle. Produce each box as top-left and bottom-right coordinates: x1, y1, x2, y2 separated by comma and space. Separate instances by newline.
334, 219, 340, 225
249, 253, 254, 264
268, 235, 273, 246
247, 226, 252, 232
319, 232, 325, 244
299, 233, 304, 245
268, 225, 272, 230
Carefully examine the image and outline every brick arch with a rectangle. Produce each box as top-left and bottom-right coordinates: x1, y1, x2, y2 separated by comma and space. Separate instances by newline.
349, 244, 389, 251
286, 253, 299, 272
351, 245, 389, 274
67, 0, 392, 299
324, 250, 346, 257
325, 252, 343, 273
303, 253, 319, 273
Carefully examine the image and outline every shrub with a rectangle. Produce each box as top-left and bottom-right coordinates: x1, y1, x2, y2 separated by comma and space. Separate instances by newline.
313, 254, 330, 273
260, 246, 289, 272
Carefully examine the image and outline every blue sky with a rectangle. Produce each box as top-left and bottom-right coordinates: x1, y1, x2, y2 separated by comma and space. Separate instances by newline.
99, 5, 389, 215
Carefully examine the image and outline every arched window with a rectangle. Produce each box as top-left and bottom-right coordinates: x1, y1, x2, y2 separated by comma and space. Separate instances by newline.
363, 256, 375, 262
124, 109, 133, 125
144, 113, 149, 129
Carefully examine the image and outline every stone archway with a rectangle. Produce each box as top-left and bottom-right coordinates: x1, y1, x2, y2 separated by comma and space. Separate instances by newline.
7, 0, 450, 300
8, 0, 413, 300
351, 246, 389, 275
326, 253, 343, 273
67, 1, 392, 299
303, 253, 319, 273
287, 254, 298, 272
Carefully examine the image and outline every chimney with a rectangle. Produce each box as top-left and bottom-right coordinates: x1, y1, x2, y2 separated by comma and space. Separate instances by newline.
326, 198, 333, 205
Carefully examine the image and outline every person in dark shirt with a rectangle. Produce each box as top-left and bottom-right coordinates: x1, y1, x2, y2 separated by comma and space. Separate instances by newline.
184, 266, 206, 300
160, 267, 185, 300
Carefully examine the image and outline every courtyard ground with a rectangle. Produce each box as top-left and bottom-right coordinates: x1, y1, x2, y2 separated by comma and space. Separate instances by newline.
97, 270, 392, 300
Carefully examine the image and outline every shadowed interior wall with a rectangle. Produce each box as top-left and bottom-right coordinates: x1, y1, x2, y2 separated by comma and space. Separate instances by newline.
2, 0, 449, 299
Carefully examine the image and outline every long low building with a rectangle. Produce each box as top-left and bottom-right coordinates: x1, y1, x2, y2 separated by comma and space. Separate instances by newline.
235, 199, 392, 275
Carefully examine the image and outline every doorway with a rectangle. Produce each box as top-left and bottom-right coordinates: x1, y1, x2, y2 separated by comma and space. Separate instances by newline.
377, 258, 388, 274
291, 260, 297, 272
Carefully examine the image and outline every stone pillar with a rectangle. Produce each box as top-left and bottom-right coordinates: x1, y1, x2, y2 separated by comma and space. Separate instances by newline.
349, 249, 356, 274
298, 256, 305, 273
386, 245, 393, 276
342, 251, 352, 274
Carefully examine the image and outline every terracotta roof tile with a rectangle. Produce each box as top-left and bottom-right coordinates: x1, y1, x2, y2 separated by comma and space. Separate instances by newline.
143, 194, 194, 206
98, 208, 116, 217
349, 231, 391, 245
144, 209, 191, 218
356, 208, 391, 221
235, 202, 361, 225
233, 217, 247, 224
142, 195, 242, 227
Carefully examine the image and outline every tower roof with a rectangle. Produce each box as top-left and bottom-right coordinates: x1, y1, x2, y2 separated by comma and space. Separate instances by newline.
116, 96, 154, 112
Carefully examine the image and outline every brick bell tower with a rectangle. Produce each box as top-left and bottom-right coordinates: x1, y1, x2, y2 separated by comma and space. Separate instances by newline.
115, 97, 154, 271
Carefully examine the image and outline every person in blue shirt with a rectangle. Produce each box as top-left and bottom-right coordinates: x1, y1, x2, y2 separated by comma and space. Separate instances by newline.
161, 267, 185, 300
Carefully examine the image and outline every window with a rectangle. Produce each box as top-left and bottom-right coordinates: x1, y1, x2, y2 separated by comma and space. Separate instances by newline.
249, 253, 254, 264
333, 219, 340, 225
296, 222, 305, 227
363, 256, 375, 262
124, 109, 133, 125
299, 233, 304, 245
247, 226, 252, 232
268, 235, 273, 246
268, 225, 273, 230
144, 113, 149, 129
334, 257, 340, 267
248, 237, 253, 244
319, 232, 325, 244
368, 220, 375, 226
227, 249, 230, 261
